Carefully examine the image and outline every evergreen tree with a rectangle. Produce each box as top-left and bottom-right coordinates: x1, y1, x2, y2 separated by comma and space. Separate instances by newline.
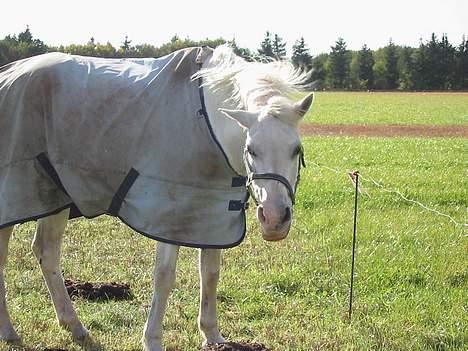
18, 26, 33, 43
398, 46, 416, 90
272, 34, 286, 59
438, 34, 456, 89
455, 36, 468, 89
372, 51, 387, 89
358, 44, 374, 89
119, 35, 138, 57
258, 31, 274, 58
349, 52, 360, 89
291, 37, 312, 69
413, 39, 429, 89
121, 35, 132, 52
229, 38, 253, 60
328, 37, 350, 89
426, 33, 446, 89
414, 33, 456, 90
385, 39, 399, 89
310, 53, 328, 89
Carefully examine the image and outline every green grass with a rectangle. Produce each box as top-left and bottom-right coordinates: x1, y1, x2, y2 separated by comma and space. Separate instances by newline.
295, 92, 468, 126
2, 136, 466, 351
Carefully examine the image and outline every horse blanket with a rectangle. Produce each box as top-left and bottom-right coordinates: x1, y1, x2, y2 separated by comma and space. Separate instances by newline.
0, 47, 248, 248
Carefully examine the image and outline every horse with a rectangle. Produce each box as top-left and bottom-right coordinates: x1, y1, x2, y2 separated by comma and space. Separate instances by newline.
0, 45, 313, 351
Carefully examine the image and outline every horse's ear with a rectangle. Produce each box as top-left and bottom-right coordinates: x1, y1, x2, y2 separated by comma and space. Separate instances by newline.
294, 92, 314, 118
219, 108, 258, 129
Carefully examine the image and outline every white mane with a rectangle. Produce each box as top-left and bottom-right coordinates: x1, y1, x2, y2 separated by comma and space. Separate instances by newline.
194, 45, 311, 123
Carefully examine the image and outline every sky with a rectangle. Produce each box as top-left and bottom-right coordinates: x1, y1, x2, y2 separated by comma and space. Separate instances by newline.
1, 0, 466, 55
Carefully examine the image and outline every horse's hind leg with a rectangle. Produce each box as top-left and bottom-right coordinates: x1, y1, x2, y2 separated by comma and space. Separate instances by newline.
198, 249, 225, 345
0, 225, 20, 341
32, 209, 89, 344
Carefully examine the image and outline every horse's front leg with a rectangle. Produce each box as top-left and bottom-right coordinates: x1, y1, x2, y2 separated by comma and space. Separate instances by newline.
198, 248, 226, 345
143, 242, 180, 351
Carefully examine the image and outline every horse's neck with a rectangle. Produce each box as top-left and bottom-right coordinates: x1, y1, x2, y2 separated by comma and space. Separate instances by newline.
203, 88, 247, 175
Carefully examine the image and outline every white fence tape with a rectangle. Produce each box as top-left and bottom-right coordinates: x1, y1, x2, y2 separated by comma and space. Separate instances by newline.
308, 161, 468, 229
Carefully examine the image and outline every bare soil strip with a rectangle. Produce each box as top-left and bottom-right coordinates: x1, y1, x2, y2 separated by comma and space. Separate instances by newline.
300, 124, 468, 138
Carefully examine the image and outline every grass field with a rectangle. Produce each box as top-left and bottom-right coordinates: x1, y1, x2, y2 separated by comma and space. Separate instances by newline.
1, 93, 467, 351
297, 92, 468, 126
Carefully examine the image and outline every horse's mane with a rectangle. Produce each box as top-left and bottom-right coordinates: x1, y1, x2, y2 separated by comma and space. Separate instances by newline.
193, 45, 311, 123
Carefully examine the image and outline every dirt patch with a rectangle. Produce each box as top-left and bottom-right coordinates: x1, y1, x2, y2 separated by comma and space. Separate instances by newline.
65, 278, 132, 301
300, 124, 468, 138
202, 342, 272, 351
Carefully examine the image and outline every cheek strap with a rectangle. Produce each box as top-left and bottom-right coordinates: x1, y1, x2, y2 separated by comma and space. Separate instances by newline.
243, 147, 306, 206
247, 173, 296, 205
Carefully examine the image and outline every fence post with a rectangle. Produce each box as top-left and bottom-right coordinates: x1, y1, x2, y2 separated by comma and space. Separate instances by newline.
348, 171, 359, 321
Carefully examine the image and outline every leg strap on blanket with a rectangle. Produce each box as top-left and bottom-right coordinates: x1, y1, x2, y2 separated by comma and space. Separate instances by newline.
108, 168, 139, 216
36, 153, 68, 195
36, 153, 139, 218
36, 152, 82, 218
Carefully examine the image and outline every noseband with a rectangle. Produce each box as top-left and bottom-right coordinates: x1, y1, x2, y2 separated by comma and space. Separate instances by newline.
243, 146, 306, 206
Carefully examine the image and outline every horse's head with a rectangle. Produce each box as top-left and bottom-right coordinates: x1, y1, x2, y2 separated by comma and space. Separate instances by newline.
220, 93, 313, 241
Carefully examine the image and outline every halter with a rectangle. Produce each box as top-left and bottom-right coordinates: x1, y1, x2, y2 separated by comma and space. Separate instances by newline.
243, 146, 306, 206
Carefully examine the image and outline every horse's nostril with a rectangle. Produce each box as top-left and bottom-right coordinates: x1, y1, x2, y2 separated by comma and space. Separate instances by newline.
282, 207, 291, 224
257, 206, 266, 224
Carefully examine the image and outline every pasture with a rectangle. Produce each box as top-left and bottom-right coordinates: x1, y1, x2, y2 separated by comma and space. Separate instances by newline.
299, 91, 468, 125
1, 92, 467, 350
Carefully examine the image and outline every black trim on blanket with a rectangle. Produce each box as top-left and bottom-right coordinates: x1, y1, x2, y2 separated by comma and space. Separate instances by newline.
36, 152, 69, 195
117, 206, 248, 249
36, 153, 83, 219
196, 72, 242, 179
197, 80, 209, 119
0, 201, 247, 249
0, 204, 73, 230
228, 200, 249, 211
231, 176, 247, 187
107, 168, 139, 216
193, 62, 248, 246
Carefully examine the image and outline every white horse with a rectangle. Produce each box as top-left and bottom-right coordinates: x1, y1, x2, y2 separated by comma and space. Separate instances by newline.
0, 45, 313, 351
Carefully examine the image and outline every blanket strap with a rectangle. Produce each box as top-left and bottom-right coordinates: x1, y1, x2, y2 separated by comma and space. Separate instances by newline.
197, 79, 209, 119
231, 176, 247, 187
36, 153, 69, 195
108, 168, 139, 216
228, 200, 250, 211
229, 176, 249, 211
36, 153, 82, 218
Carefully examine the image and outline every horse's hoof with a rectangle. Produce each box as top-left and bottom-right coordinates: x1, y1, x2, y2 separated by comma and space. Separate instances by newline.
203, 334, 226, 345
143, 343, 165, 351
78, 332, 103, 351
142, 337, 165, 351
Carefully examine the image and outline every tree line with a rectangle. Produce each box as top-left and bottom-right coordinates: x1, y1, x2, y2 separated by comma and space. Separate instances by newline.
1, 27, 467, 91
254, 31, 468, 91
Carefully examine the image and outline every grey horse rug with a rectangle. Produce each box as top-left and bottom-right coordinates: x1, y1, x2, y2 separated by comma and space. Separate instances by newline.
0, 47, 248, 248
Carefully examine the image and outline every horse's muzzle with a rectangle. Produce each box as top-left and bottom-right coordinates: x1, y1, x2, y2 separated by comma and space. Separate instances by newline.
257, 205, 292, 241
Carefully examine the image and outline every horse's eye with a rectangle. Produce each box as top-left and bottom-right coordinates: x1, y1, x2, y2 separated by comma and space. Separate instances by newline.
247, 146, 257, 157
